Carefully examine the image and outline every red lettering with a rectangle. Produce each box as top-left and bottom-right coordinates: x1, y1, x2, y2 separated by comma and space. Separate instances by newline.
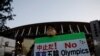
72, 43, 77, 48
43, 44, 48, 50
65, 42, 77, 48
65, 42, 71, 48
48, 44, 53, 50
37, 45, 42, 51
37, 42, 57, 51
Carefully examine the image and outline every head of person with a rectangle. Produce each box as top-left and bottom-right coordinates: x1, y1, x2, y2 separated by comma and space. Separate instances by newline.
46, 26, 57, 36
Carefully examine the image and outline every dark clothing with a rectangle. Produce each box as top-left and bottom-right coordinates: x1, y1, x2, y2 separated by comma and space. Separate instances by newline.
4, 52, 12, 56
27, 44, 34, 56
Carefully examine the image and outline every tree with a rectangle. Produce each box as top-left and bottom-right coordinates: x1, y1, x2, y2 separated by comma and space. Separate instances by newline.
0, 0, 15, 32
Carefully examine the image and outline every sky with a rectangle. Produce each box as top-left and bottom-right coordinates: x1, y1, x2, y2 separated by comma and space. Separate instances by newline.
6, 0, 100, 28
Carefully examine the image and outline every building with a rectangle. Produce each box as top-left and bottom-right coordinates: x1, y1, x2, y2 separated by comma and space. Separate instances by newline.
0, 36, 15, 56
3, 22, 91, 38
2, 21, 94, 56
90, 20, 100, 56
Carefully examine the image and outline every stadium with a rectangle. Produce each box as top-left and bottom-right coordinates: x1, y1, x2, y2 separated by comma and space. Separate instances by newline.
1, 21, 95, 56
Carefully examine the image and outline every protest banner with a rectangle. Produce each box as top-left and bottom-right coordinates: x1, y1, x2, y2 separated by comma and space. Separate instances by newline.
33, 32, 91, 56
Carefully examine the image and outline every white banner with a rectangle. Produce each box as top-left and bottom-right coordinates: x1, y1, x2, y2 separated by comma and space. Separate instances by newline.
33, 32, 91, 56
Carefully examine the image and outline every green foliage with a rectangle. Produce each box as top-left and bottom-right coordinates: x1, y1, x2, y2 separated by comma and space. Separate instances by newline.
0, 0, 15, 32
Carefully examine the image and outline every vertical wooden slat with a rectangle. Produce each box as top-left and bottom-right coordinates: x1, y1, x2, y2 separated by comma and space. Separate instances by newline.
14, 30, 19, 38
36, 26, 39, 35
84, 25, 89, 34
28, 27, 31, 36
44, 25, 46, 34
69, 24, 73, 33
77, 25, 80, 32
61, 24, 64, 33
21, 29, 25, 36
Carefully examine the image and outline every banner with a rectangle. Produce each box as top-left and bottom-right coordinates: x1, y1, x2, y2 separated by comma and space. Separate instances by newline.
33, 32, 91, 56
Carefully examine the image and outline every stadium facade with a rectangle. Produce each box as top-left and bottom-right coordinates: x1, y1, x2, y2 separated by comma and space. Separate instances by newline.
1, 21, 97, 56
3, 22, 91, 38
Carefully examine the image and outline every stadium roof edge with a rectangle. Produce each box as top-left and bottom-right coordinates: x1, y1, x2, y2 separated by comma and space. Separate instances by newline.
10, 21, 90, 30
